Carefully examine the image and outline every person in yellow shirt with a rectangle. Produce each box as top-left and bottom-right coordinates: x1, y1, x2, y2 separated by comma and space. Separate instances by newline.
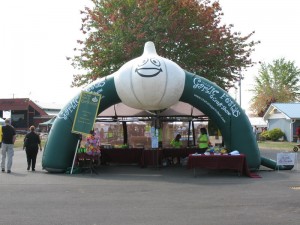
197, 127, 209, 154
170, 134, 183, 148
169, 134, 183, 165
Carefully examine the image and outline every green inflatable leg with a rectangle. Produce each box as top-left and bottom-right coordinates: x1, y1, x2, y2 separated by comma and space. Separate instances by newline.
181, 71, 261, 170
42, 76, 121, 172
261, 157, 294, 170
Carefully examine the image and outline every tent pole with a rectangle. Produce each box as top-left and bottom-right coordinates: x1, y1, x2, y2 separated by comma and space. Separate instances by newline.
192, 121, 196, 146
188, 120, 191, 147
122, 121, 128, 145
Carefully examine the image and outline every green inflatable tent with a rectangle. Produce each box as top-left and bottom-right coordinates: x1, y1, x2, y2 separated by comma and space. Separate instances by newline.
42, 42, 292, 172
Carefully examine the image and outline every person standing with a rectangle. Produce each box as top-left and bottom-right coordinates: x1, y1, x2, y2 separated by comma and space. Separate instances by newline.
23, 126, 42, 171
296, 126, 300, 143
1, 118, 16, 173
253, 126, 259, 141
197, 127, 210, 154
0, 125, 2, 148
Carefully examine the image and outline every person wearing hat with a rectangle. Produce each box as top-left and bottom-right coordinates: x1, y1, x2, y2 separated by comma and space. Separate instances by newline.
1, 118, 16, 173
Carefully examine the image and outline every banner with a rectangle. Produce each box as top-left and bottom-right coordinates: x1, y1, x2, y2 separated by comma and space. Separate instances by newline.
72, 91, 101, 135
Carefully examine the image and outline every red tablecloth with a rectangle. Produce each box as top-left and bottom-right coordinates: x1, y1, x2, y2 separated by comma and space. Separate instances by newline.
163, 148, 194, 158
141, 150, 163, 167
187, 154, 252, 177
101, 148, 143, 165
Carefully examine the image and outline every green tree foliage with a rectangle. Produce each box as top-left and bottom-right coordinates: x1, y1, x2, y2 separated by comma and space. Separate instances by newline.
250, 58, 300, 116
70, 0, 258, 89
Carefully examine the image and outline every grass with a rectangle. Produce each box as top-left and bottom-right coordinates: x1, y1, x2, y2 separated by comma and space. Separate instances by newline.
14, 134, 47, 149
258, 140, 297, 151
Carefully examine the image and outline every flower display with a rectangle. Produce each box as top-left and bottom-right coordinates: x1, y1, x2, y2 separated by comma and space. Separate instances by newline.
84, 134, 101, 156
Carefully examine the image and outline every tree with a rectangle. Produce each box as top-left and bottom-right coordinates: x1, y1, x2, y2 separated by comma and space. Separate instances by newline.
250, 58, 300, 116
70, 0, 258, 89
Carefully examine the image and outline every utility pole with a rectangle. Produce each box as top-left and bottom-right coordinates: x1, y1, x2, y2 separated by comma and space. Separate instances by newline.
238, 78, 241, 106
238, 71, 243, 106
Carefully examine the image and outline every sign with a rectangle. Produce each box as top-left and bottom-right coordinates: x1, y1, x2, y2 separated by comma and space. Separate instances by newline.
72, 91, 101, 135
151, 136, 158, 149
151, 127, 159, 149
276, 153, 296, 166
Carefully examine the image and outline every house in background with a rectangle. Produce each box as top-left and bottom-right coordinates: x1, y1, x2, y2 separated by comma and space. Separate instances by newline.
38, 102, 62, 117
0, 98, 61, 132
263, 103, 300, 142
248, 117, 267, 133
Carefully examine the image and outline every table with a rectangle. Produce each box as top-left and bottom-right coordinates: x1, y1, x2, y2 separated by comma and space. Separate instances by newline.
163, 148, 190, 158
161, 148, 195, 165
76, 153, 101, 174
139, 148, 200, 167
101, 148, 143, 165
141, 150, 164, 167
187, 154, 251, 177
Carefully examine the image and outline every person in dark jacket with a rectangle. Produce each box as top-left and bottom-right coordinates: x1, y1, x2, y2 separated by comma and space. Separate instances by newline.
23, 126, 42, 171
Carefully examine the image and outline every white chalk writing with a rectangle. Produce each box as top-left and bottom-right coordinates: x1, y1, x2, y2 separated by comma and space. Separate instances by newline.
194, 94, 226, 123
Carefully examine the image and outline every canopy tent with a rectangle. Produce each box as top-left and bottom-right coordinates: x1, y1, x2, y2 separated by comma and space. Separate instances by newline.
39, 117, 56, 132
88, 97, 198, 151
96, 101, 207, 147
98, 101, 206, 120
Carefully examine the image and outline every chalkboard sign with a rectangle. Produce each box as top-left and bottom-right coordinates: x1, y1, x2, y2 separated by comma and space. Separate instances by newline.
72, 91, 101, 135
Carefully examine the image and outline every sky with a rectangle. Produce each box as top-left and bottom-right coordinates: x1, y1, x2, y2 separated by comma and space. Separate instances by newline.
1, 0, 300, 113
219, 0, 300, 113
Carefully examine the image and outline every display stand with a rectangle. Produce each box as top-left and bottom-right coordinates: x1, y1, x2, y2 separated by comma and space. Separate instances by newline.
76, 153, 100, 174
70, 139, 81, 174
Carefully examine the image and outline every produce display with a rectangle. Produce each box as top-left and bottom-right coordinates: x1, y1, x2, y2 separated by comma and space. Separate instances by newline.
206, 147, 228, 154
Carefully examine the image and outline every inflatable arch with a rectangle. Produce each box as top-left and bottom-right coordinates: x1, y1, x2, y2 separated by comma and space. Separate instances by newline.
42, 42, 290, 172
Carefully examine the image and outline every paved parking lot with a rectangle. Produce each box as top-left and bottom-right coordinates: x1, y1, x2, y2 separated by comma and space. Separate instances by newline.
0, 148, 299, 225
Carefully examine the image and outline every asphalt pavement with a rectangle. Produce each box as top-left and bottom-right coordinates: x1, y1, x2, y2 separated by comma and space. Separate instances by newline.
0, 148, 299, 225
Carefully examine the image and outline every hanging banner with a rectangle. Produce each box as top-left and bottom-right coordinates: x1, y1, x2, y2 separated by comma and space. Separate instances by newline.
72, 91, 102, 135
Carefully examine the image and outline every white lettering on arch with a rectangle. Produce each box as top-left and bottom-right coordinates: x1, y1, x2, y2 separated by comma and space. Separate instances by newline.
193, 77, 241, 117
57, 80, 106, 120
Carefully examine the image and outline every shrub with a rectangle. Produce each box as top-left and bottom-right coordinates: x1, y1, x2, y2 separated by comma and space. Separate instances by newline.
269, 128, 285, 141
259, 130, 270, 141
260, 128, 284, 141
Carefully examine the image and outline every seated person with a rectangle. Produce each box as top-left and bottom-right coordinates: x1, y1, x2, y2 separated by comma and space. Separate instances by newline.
170, 134, 183, 148
169, 134, 183, 165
